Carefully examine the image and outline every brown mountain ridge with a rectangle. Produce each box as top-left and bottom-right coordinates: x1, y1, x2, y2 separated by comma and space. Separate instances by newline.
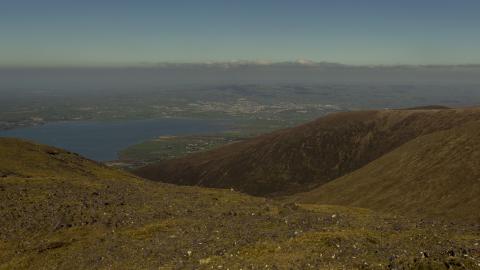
293, 121, 480, 223
135, 107, 480, 196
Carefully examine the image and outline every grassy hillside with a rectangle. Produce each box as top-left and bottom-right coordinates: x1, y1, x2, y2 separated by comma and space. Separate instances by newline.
294, 121, 480, 223
134, 107, 480, 196
2, 138, 480, 269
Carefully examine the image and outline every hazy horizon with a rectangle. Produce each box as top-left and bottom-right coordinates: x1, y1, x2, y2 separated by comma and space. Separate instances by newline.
2, 62, 480, 89
3, 61, 480, 69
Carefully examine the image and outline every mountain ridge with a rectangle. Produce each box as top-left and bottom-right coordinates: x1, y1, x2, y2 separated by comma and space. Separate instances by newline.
135, 107, 480, 196
292, 121, 480, 223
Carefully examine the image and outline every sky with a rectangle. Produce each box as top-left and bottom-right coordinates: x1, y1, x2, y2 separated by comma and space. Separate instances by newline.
1, 0, 480, 67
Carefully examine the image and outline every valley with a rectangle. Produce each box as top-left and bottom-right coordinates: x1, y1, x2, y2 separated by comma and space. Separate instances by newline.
2, 106, 480, 269
135, 107, 480, 198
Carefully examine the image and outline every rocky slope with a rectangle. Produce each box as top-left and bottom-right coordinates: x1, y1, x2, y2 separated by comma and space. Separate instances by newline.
2, 138, 480, 269
135, 107, 480, 196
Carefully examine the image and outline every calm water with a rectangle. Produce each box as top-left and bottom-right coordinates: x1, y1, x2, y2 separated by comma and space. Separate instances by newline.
0, 118, 228, 161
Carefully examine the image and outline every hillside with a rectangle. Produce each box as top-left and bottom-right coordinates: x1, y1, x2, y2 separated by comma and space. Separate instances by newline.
134, 107, 480, 196
2, 138, 480, 269
293, 121, 480, 223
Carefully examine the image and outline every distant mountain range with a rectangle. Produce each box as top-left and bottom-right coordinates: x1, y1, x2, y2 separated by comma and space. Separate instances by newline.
144, 61, 480, 69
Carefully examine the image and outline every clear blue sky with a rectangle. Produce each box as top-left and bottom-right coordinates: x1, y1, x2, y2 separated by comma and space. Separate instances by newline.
1, 0, 479, 66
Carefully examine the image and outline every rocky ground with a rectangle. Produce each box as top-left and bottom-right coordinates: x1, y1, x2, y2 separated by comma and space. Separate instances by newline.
1, 138, 480, 269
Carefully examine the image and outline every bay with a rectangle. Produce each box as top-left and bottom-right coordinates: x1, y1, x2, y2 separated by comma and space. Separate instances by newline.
0, 118, 228, 161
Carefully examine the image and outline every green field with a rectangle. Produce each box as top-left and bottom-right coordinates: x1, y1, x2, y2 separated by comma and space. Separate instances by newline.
119, 134, 244, 162
118, 117, 294, 165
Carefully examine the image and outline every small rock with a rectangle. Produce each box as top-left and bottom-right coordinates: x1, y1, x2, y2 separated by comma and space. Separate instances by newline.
199, 257, 211, 264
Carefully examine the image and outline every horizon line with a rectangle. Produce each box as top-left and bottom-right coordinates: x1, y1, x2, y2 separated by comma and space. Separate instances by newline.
2, 60, 480, 69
